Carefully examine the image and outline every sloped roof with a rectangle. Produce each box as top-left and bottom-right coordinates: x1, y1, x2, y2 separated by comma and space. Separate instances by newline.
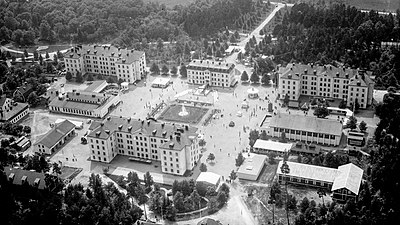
3, 167, 47, 190
187, 60, 235, 73
196, 172, 221, 186
280, 63, 358, 79
277, 161, 339, 183
84, 80, 108, 92
269, 113, 343, 136
35, 120, 75, 148
253, 140, 293, 153
332, 163, 363, 195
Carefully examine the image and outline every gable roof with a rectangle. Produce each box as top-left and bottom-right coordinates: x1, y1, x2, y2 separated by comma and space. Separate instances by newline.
269, 113, 343, 136
15, 84, 34, 99
187, 60, 235, 74
277, 161, 339, 183
253, 140, 293, 153
3, 167, 47, 190
332, 163, 363, 195
35, 120, 75, 148
280, 63, 358, 79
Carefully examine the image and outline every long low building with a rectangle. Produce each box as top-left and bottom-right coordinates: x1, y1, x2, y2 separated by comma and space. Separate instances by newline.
277, 161, 363, 202
253, 139, 293, 155
49, 90, 120, 118
237, 154, 267, 181
264, 113, 343, 146
34, 120, 76, 155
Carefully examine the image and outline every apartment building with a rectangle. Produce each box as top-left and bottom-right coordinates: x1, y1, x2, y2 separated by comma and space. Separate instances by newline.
278, 63, 374, 109
0, 95, 29, 124
87, 116, 200, 176
64, 44, 146, 84
264, 113, 343, 146
187, 60, 237, 87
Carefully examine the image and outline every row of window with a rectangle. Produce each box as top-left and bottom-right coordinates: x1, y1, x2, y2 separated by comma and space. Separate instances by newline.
273, 127, 336, 139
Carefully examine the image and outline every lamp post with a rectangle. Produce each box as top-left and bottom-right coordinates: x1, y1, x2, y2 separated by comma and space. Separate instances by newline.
280, 160, 290, 225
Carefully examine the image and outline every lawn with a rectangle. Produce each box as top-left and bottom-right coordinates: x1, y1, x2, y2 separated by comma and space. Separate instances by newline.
345, 0, 400, 12
8, 44, 71, 54
157, 104, 209, 124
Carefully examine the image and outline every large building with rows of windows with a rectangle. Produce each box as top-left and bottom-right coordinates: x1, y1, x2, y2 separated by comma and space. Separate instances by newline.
64, 44, 146, 84
187, 60, 237, 87
264, 113, 343, 146
278, 63, 374, 109
87, 116, 200, 176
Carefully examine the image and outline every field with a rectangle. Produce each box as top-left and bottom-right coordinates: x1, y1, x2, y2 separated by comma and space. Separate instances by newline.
143, 0, 195, 7
346, 0, 400, 12
157, 104, 209, 124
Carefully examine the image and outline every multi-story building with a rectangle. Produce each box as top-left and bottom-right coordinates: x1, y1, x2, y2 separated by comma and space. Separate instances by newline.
0, 95, 29, 123
264, 113, 343, 146
87, 116, 200, 176
187, 60, 237, 87
278, 63, 374, 109
64, 44, 146, 84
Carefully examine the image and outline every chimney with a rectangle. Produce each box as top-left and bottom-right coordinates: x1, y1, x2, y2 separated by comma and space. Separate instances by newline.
147, 120, 150, 126
141, 120, 144, 125
8, 173, 15, 182
313, 70, 317, 75
118, 125, 123, 130
288, 74, 292, 79
152, 129, 157, 135
87, 50, 90, 54
345, 73, 349, 79
21, 176, 27, 184
304, 69, 308, 74
127, 117, 131, 122
34, 178, 40, 187
185, 125, 189, 131
100, 122, 104, 126
310, 63, 314, 68
329, 65, 332, 70
161, 123, 165, 128
170, 135, 173, 140
107, 116, 111, 120
336, 72, 339, 77
176, 136, 181, 142
105, 130, 110, 134
94, 50, 97, 54
128, 126, 132, 131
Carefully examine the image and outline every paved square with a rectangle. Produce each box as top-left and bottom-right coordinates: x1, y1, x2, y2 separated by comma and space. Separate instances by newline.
157, 104, 208, 124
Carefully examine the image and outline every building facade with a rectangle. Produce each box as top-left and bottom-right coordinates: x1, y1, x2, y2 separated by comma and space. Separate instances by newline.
187, 60, 237, 87
64, 45, 146, 84
87, 117, 200, 176
0, 95, 29, 123
265, 113, 343, 146
278, 63, 374, 109
34, 120, 76, 155
48, 90, 120, 118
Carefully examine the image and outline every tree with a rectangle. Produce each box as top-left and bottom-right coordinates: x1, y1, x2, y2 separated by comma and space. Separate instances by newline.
161, 65, 169, 75
87, 73, 94, 81
23, 126, 31, 134
250, 71, 260, 83
268, 152, 277, 164
217, 191, 227, 207
143, 172, 154, 193
45, 52, 50, 59
23, 49, 29, 58
235, 152, 245, 167
339, 99, 347, 109
229, 170, 237, 181
283, 94, 289, 106
359, 121, 367, 132
249, 129, 259, 147
188, 189, 201, 210
207, 153, 215, 162
220, 183, 230, 197
136, 185, 149, 220
33, 50, 39, 61
261, 73, 270, 85
207, 197, 219, 214
75, 71, 83, 83
241, 71, 249, 82
65, 72, 72, 81
198, 139, 206, 150
346, 116, 358, 130
150, 63, 160, 75
27, 91, 38, 107
107, 76, 116, 83
260, 130, 268, 140
280, 131, 287, 143
173, 191, 185, 212
200, 163, 207, 172
313, 105, 330, 118
179, 65, 187, 78
170, 66, 178, 75
280, 160, 291, 225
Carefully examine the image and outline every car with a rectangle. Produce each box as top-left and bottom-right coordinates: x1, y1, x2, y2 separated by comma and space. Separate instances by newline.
229, 121, 235, 127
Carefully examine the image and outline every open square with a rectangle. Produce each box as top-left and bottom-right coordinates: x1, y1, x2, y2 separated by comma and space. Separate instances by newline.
157, 104, 209, 124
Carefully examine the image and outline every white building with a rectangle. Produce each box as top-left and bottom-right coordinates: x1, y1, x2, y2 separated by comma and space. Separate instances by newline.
187, 60, 237, 87
34, 120, 76, 155
87, 116, 200, 176
196, 172, 222, 188
64, 45, 146, 84
237, 154, 267, 181
0, 95, 29, 124
253, 139, 293, 155
278, 63, 374, 109
265, 113, 343, 146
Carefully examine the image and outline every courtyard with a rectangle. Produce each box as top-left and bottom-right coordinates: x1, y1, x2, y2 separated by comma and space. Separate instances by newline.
157, 104, 209, 124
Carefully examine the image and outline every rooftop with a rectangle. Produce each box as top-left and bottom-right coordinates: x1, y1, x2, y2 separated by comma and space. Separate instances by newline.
280, 63, 358, 80
332, 163, 363, 195
196, 172, 221, 186
277, 161, 339, 183
35, 120, 75, 148
65, 44, 145, 64
269, 113, 343, 136
253, 140, 293, 153
3, 167, 47, 190
237, 154, 267, 177
187, 60, 235, 73
84, 80, 108, 93
49, 93, 117, 111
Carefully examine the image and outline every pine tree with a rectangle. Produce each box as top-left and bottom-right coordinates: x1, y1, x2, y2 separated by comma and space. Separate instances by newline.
241, 71, 249, 82
250, 71, 260, 83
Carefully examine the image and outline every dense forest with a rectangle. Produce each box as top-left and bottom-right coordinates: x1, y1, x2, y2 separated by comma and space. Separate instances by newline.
0, 0, 257, 47
258, 3, 400, 89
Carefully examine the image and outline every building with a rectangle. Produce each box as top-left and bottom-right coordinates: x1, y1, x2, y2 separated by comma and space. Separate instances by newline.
277, 161, 363, 202
265, 113, 343, 146
64, 44, 146, 84
13, 84, 34, 102
196, 172, 222, 188
151, 77, 171, 88
237, 154, 267, 181
278, 63, 374, 109
253, 139, 293, 155
197, 218, 223, 225
3, 167, 47, 190
0, 95, 29, 123
34, 120, 76, 155
10, 136, 31, 151
187, 59, 237, 87
48, 90, 121, 118
347, 130, 366, 151
84, 80, 108, 93
87, 116, 200, 176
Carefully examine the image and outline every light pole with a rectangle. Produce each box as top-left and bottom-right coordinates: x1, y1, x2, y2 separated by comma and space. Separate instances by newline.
280, 160, 290, 225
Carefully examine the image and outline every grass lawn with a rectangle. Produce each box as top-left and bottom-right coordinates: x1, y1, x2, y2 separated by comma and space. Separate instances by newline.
346, 0, 400, 12
8, 44, 71, 54
158, 104, 209, 124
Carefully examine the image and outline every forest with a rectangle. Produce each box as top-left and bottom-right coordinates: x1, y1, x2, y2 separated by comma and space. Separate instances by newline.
258, 3, 400, 89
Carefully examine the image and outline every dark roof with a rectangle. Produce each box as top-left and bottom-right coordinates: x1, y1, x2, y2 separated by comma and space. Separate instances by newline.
15, 84, 34, 99
187, 60, 235, 74
35, 120, 75, 148
280, 63, 358, 80
65, 45, 145, 64
3, 167, 47, 190
88, 116, 198, 150
0, 94, 7, 107
66, 91, 108, 105
48, 93, 117, 111
269, 113, 343, 136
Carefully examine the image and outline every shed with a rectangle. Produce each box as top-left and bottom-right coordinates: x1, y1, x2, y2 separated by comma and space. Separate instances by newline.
196, 172, 222, 187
